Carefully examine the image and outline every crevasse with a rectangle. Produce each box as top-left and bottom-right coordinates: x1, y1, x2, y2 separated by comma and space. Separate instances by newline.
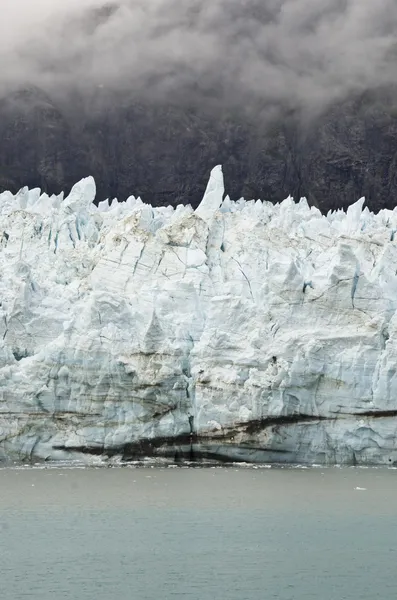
1, 165, 397, 465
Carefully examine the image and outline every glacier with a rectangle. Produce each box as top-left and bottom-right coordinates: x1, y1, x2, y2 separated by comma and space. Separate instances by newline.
1, 165, 397, 465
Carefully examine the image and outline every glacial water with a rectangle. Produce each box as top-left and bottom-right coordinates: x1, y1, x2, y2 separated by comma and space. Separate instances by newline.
1, 466, 396, 600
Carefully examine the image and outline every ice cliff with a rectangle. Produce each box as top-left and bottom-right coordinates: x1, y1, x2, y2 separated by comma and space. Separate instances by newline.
1, 165, 397, 465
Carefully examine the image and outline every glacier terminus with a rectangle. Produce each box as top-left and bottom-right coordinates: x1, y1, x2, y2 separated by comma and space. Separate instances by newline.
1, 166, 397, 465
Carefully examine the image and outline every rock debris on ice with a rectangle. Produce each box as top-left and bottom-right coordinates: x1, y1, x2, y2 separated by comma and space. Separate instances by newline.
0, 165, 397, 465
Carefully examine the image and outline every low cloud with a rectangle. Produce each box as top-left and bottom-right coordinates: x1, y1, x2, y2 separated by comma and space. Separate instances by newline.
1, 0, 397, 112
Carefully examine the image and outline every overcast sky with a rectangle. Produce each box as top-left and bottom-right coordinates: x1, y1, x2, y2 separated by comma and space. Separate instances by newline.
1, 0, 397, 111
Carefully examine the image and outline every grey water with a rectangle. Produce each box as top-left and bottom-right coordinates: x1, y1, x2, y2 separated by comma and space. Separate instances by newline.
1, 466, 397, 600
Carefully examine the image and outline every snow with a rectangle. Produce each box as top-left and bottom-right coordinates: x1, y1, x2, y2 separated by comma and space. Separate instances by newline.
0, 165, 397, 464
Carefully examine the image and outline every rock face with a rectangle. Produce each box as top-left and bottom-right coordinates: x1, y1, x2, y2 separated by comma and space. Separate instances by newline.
1, 166, 397, 464
2, 86, 397, 213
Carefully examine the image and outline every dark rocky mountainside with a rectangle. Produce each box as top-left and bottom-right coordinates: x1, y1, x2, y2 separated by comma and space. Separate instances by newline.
1, 85, 397, 213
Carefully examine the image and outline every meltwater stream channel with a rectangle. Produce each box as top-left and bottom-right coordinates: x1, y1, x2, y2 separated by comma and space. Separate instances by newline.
0, 466, 396, 600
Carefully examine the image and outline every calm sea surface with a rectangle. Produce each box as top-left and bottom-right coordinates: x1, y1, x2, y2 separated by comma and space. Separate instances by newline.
0, 465, 396, 600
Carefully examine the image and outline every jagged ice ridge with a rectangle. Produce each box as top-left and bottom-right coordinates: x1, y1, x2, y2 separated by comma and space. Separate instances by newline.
1, 165, 397, 465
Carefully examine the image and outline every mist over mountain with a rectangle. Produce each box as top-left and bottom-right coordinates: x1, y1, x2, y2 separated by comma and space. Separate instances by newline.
1, 1, 397, 211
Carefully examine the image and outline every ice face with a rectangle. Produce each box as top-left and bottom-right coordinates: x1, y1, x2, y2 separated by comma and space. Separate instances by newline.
1, 165, 397, 465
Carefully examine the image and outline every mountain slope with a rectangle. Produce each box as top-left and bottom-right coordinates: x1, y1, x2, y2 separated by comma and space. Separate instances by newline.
1, 86, 397, 212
